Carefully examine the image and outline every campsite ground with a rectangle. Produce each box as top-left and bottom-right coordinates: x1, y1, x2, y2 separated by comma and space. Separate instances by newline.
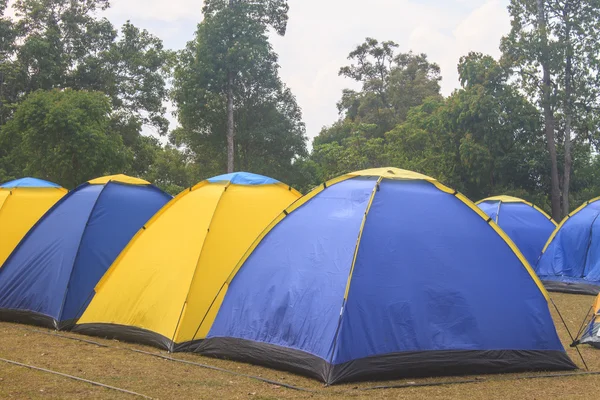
0, 292, 598, 400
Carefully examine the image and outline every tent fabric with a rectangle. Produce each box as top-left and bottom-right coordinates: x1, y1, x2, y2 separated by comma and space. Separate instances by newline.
207, 172, 281, 185
0, 178, 67, 267
477, 197, 556, 266
87, 174, 150, 185
74, 172, 301, 351
0, 177, 62, 188
578, 294, 600, 348
0, 176, 171, 329
198, 168, 575, 384
536, 198, 600, 295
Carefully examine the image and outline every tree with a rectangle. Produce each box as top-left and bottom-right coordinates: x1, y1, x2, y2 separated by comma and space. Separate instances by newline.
549, 0, 600, 215
172, 0, 307, 176
384, 53, 545, 200
144, 145, 198, 195
0, 0, 18, 125
1, 89, 129, 188
336, 38, 441, 137
502, 0, 600, 218
2, 0, 171, 135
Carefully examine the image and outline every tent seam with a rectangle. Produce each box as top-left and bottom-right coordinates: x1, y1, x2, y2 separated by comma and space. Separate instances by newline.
171, 181, 232, 348
0, 188, 14, 222
92, 184, 196, 293
326, 176, 382, 380
57, 182, 113, 326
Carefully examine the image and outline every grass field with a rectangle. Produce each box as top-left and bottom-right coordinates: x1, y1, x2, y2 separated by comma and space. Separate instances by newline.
1, 292, 599, 399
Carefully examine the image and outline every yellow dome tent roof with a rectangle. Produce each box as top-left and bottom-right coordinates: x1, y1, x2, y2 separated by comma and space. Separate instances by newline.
75, 172, 301, 350
0, 178, 67, 267
87, 174, 150, 185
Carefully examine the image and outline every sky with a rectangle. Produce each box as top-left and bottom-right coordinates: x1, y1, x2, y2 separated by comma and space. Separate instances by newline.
9, 0, 513, 141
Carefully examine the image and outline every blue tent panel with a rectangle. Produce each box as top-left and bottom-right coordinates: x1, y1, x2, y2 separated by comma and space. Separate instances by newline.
334, 180, 562, 365
477, 200, 554, 267
0, 185, 103, 320
496, 203, 554, 266
61, 183, 172, 321
536, 200, 600, 294
207, 172, 280, 186
207, 177, 378, 361
1, 178, 62, 188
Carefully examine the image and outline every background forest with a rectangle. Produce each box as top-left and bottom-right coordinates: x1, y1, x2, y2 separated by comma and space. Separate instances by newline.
1, 0, 600, 220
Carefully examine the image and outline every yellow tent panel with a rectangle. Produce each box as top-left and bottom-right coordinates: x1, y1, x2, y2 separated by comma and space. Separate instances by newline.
76, 172, 300, 350
0, 178, 67, 267
87, 174, 150, 185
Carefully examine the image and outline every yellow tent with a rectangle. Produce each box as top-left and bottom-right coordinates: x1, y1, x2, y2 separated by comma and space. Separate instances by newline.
75, 172, 301, 350
0, 178, 67, 267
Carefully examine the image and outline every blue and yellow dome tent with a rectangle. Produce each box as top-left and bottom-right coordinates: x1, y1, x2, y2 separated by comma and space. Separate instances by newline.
0, 178, 67, 267
0, 175, 171, 329
536, 197, 600, 295
195, 168, 575, 384
476, 196, 556, 266
74, 172, 301, 350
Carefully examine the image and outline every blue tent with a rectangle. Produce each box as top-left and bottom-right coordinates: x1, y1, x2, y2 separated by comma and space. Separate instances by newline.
0, 175, 171, 329
477, 196, 556, 267
0, 177, 62, 188
536, 198, 600, 295
198, 168, 575, 384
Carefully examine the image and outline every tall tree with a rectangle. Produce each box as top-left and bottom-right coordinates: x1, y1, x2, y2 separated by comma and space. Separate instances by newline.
548, 0, 600, 215
502, 0, 600, 218
336, 38, 441, 137
502, 0, 561, 219
172, 0, 307, 176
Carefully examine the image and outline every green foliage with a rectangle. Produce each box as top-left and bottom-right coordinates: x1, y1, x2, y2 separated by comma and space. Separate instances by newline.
501, 0, 600, 216
337, 38, 441, 137
144, 145, 198, 195
1, 0, 171, 135
172, 0, 307, 180
1, 89, 129, 188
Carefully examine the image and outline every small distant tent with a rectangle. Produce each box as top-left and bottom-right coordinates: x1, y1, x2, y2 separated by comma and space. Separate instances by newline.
536, 198, 600, 295
0, 175, 171, 329
574, 294, 600, 348
198, 168, 575, 384
74, 172, 301, 350
0, 178, 67, 267
476, 196, 556, 266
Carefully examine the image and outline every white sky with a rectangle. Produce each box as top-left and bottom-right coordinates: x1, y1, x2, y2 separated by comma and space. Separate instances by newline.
8, 0, 512, 140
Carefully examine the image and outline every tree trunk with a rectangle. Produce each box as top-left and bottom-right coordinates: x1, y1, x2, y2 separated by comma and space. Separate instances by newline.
226, 0, 236, 173
537, 0, 561, 221
226, 70, 235, 173
563, 112, 572, 217
562, 5, 573, 218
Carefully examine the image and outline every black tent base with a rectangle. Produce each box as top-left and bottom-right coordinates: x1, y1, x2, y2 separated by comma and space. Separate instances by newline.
197, 337, 578, 385
72, 323, 176, 352
0, 308, 58, 330
542, 280, 600, 296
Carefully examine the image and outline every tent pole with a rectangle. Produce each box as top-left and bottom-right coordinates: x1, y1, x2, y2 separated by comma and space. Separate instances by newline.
550, 298, 589, 370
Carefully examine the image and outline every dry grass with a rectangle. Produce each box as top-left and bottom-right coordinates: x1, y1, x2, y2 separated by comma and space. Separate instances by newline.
0, 292, 598, 400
